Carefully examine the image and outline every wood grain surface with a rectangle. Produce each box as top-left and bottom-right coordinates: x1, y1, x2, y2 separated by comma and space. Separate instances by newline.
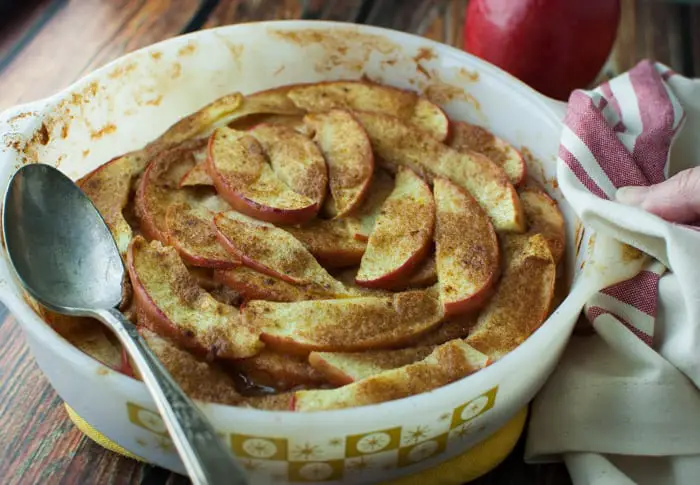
0, 1, 698, 484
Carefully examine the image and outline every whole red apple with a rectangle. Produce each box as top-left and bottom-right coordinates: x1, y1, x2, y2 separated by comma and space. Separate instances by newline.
464, 0, 621, 100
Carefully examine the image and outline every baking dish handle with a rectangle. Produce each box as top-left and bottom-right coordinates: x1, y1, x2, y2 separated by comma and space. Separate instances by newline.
0, 98, 56, 311
0, 97, 52, 135
541, 96, 568, 123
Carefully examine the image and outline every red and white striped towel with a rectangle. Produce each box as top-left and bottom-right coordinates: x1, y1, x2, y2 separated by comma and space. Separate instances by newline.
525, 61, 700, 485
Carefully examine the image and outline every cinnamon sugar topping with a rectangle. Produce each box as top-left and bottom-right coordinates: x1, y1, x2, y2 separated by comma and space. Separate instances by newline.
59, 79, 564, 410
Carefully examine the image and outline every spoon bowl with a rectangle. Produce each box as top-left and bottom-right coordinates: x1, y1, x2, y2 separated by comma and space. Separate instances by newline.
2, 164, 247, 485
3, 164, 123, 313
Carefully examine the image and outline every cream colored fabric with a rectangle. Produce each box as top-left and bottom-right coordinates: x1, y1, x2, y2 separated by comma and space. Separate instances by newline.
526, 65, 700, 485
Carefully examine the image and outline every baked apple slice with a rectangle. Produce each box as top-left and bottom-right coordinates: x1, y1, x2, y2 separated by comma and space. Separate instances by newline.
187, 267, 245, 307
519, 183, 565, 263
235, 350, 327, 391
243, 85, 305, 113
293, 340, 489, 411
187, 266, 218, 290
466, 233, 556, 360
449, 121, 526, 186
412, 97, 451, 143
412, 312, 478, 346
213, 266, 343, 302
134, 139, 207, 242
304, 109, 374, 217
287, 80, 449, 141
309, 346, 436, 385
434, 178, 500, 316
140, 328, 293, 410
397, 255, 438, 289
332, 268, 392, 297
127, 236, 263, 359
147, 93, 245, 153
149, 87, 303, 153
213, 211, 350, 295
207, 128, 318, 224
178, 144, 214, 188
41, 309, 125, 373
247, 124, 328, 209
230, 113, 309, 133
238, 394, 296, 411
179, 162, 212, 187
139, 328, 244, 405
79, 151, 148, 255
353, 111, 525, 232
355, 255, 437, 292
165, 203, 239, 269
285, 218, 367, 268
181, 115, 319, 189
356, 167, 435, 288
349, 169, 395, 241
241, 288, 443, 354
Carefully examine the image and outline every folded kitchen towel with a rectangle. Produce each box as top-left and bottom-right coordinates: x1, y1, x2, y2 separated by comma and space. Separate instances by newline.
524, 60, 700, 485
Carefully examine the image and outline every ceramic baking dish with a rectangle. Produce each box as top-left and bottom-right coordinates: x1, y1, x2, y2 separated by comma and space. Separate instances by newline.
0, 20, 594, 484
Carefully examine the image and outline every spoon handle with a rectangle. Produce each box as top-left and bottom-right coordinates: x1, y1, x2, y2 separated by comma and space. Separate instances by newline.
94, 308, 248, 485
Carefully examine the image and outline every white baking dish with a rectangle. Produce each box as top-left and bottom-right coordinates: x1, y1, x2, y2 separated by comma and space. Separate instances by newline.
0, 20, 593, 484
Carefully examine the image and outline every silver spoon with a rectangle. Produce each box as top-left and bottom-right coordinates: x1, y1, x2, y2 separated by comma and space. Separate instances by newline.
3, 164, 248, 485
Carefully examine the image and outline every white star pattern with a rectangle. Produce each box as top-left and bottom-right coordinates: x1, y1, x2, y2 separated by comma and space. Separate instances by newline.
460, 396, 489, 422
298, 462, 334, 481
293, 443, 319, 460
356, 432, 391, 454
242, 438, 277, 459
136, 409, 166, 434
407, 440, 439, 463
403, 425, 430, 445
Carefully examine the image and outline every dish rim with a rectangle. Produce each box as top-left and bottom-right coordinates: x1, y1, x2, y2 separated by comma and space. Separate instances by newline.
0, 20, 576, 422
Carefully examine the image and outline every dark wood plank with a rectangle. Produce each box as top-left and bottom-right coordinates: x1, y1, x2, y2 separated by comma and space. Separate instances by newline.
0, 0, 60, 64
417, 0, 467, 48
204, 0, 304, 26
0, 1, 695, 484
691, 4, 700, 77
0, 317, 189, 484
635, 0, 685, 72
301, 0, 368, 22
363, 0, 435, 32
611, 0, 697, 77
0, 0, 202, 112
0, 318, 82, 484
203, 0, 364, 27
609, 0, 638, 76
79, 0, 205, 75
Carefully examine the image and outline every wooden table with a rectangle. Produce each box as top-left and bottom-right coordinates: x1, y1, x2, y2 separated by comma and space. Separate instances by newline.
0, 1, 698, 484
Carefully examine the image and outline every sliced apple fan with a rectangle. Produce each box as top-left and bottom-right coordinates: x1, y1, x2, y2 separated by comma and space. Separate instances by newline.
76, 80, 563, 412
